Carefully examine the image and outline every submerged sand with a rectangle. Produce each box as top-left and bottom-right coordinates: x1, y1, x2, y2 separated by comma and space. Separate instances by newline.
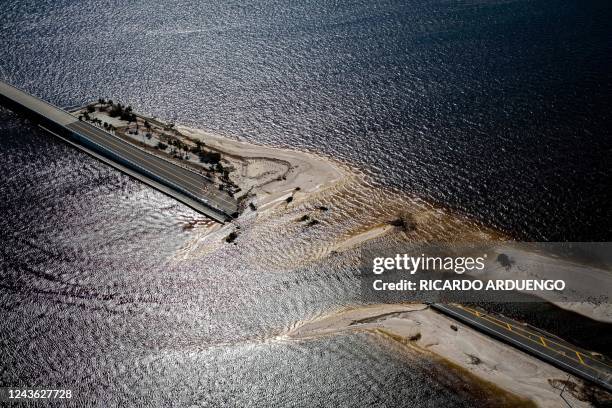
77, 106, 607, 406
166, 124, 608, 407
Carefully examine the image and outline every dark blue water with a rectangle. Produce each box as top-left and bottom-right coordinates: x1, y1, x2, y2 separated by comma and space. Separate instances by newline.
1, 0, 611, 240
1, 0, 611, 405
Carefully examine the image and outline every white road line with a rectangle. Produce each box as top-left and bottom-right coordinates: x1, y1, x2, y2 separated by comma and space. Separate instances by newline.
433, 305, 609, 387
67, 123, 235, 213
1, 80, 237, 212
69, 122, 237, 210
38, 124, 228, 222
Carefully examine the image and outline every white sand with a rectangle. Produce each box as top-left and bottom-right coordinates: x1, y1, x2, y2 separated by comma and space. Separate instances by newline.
73, 107, 346, 213
75, 107, 606, 406
178, 126, 345, 208
461, 245, 612, 323
286, 304, 591, 407
330, 224, 395, 252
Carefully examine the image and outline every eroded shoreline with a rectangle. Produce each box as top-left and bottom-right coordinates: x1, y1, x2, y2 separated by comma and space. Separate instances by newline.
283, 304, 598, 407
75, 101, 609, 406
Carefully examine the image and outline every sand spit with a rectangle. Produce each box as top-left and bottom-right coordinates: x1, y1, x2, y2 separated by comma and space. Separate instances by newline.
74, 104, 608, 406
286, 304, 597, 408
75, 103, 345, 216
177, 126, 345, 209
168, 127, 611, 407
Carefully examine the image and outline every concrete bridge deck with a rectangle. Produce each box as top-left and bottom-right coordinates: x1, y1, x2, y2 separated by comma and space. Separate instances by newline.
0, 80, 238, 222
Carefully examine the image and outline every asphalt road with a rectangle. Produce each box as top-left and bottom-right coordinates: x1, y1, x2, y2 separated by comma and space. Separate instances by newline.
1, 80, 238, 219
432, 303, 612, 392
66, 121, 238, 215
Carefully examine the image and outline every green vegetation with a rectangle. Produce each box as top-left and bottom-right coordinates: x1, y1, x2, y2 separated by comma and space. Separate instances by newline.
108, 102, 136, 122
184, 140, 221, 164
167, 138, 189, 151
156, 142, 168, 150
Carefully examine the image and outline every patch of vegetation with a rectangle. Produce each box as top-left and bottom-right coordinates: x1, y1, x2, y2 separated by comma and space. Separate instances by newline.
318, 205, 329, 211
108, 104, 122, 117
249, 202, 257, 211
307, 219, 319, 227
389, 218, 404, 227
108, 102, 136, 122
168, 138, 189, 151
156, 142, 168, 150
496, 253, 514, 270
225, 231, 238, 243
198, 150, 221, 164
285, 196, 293, 204
298, 215, 310, 222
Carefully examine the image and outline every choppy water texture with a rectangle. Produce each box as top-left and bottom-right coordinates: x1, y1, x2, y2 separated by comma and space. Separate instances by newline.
2, 0, 611, 240
1, 0, 611, 406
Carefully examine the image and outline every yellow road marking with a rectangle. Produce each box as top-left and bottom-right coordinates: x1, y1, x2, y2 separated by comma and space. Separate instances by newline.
451, 304, 612, 373
540, 337, 547, 347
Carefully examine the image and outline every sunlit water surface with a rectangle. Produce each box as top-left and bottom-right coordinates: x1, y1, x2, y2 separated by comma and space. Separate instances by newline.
1, 0, 611, 405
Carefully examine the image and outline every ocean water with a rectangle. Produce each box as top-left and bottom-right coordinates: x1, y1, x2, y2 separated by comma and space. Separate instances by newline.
0, 124, 506, 406
2, 0, 611, 240
1, 0, 611, 405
